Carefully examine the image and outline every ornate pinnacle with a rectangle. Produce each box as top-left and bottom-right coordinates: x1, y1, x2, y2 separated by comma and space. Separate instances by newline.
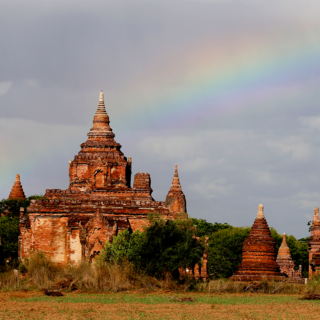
256, 203, 265, 219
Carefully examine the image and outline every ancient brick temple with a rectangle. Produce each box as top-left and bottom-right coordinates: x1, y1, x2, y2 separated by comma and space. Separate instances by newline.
276, 233, 302, 281
8, 174, 26, 200
231, 204, 285, 281
308, 207, 320, 279
19, 91, 187, 264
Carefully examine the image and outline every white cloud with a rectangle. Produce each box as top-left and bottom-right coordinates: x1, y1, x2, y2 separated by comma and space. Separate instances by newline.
24, 79, 39, 87
296, 192, 320, 210
301, 116, 320, 129
191, 177, 234, 199
265, 137, 311, 160
0, 81, 12, 95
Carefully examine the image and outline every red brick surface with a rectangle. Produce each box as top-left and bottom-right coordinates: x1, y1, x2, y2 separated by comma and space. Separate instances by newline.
19, 92, 187, 263
309, 207, 320, 279
276, 233, 302, 281
8, 174, 26, 200
231, 204, 285, 281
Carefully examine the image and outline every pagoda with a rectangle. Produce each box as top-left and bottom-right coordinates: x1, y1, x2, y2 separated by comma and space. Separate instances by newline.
309, 207, 320, 279
231, 204, 285, 281
276, 233, 302, 281
8, 174, 26, 200
19, 91, 187, 264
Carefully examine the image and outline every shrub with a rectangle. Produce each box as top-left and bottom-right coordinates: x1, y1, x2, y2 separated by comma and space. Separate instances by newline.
100, 217, 204, 278
207, 227, 250, 278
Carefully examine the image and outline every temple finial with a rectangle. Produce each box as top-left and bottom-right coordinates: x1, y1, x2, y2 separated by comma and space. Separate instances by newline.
99, 90, 104, 103
87, 90, 113, 135
256, 204, 265, 219
314, 207, 319, 221
169, 164, 181, 191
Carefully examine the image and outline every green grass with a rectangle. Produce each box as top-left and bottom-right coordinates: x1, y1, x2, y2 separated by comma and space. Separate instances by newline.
12, 292, 320, 305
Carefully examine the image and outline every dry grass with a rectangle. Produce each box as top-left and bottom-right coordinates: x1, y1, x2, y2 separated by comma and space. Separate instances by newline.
0, 252, 312, 296
306, 275, 320, 295
1, 252, 179, 293
196, 278, 305, 294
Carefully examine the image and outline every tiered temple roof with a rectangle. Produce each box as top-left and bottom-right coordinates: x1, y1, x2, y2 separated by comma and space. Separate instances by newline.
20, 91, 187, 264
276, 233, 302, 281
165, 164, 187, 219
231, 204, 285, 281
8, 174, 26, 200
309, 207, 320, 278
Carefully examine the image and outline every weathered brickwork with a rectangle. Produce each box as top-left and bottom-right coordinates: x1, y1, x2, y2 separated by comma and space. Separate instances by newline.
19, 91, 187, 264
165, 165, 187, 219
8, 174, 26, 200
231, 204, 285, 281
308, 207, 320, 279
276, 233, 302, 281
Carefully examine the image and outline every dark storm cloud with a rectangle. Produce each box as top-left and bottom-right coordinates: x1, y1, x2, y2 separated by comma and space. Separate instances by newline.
1, 0, 320, 238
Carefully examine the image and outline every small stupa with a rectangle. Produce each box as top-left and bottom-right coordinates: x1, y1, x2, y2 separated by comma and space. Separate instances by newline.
8, 174, 26, 200
165, 164, 187, 218
276, 233, 302, 280
231, 204, 285, 281
309, 207, 320, 279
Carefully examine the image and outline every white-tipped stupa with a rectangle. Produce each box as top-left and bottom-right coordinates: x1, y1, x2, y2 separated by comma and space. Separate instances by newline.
256, 203, 265, 219
99, 90, 104, 102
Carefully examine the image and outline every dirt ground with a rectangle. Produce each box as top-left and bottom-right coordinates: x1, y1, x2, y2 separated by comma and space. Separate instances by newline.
0, 291, 320, 320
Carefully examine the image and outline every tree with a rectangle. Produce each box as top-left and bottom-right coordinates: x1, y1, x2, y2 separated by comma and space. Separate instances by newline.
0, 196, 43, 265
207, 227, 250, 278
101, 217, 204, 278
191, 218, 232, 237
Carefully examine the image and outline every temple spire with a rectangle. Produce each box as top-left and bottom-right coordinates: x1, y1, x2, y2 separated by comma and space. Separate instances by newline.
278, 233, 291, 258
8, 174, 26, 200
256, 203, 265, 219
170, 164, 182, 191
314, 207, 319, 221
95, 90, 108, 116
231, 204, 284, 281
88, 90, 114, 137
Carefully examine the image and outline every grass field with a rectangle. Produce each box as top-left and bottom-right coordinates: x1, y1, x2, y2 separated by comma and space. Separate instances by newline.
0, 291, 320, 319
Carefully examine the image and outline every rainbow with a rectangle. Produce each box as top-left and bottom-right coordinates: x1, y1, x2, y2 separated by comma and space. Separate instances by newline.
118, 40, 320, 130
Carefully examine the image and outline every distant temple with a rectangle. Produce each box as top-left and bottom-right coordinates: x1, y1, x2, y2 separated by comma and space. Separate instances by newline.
18, 91, 187, 264
8, 174, 26, 200
231, 204, 285, 281
309, 207, 320, 279
276, 233, 302, 281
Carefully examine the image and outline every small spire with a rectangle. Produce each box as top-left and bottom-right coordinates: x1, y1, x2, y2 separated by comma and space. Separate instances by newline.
99, 90, 104, 102
170, 164, 182, 191
277, 232, 291, 259
314, 207, 319, 221
88, 90, 113, 136
95, 90, 108, 116
174, 164, 178, 177
8, 174, 26, 200
256, 204, 265, 219
282, 233, 287, 245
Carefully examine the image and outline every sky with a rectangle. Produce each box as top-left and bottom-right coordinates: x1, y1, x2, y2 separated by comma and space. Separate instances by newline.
1, 0, 320, 238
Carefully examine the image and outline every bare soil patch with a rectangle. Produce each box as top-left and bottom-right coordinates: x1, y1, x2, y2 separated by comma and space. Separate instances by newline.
1, 292, 320, 319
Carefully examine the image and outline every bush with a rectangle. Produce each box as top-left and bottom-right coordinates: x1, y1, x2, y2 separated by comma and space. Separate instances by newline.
0, 196, 43, 265
191, 218, 232, 237
100, 217, 204, 278
207, 227, 250, 279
